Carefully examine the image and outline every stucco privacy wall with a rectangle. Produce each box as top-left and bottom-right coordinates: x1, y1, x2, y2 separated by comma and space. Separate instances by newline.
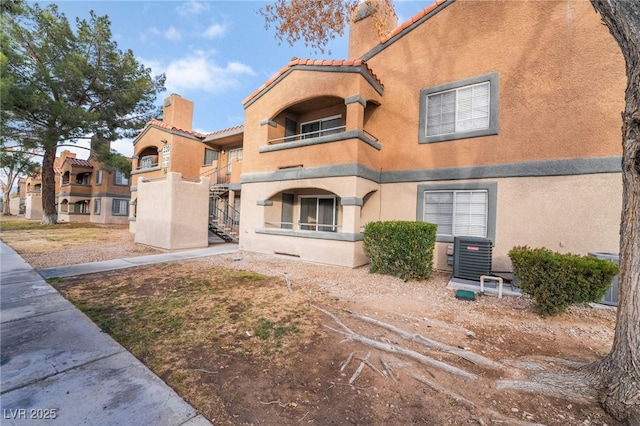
135, 173, 210, 250
25, 193, 42, 220
381, 172, 622, 272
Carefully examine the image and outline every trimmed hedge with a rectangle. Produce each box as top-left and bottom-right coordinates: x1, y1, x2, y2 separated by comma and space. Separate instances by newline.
508, 246, 618, 316
363, 221, 437, 281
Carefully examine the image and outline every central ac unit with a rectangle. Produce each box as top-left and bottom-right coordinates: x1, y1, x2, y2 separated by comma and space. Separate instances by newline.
453, 236, 493, 281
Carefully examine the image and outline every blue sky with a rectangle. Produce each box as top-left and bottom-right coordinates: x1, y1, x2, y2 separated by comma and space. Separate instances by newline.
38, 1, 431, 157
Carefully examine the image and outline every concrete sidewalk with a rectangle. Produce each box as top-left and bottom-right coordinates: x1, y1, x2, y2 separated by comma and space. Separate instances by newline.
0, 242, 237, 425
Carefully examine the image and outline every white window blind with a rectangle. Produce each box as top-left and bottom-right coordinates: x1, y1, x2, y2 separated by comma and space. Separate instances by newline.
426, 81, 490, 137
424, 190, 488, 237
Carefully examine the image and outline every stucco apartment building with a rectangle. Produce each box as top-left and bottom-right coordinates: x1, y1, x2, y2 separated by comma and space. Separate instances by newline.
23, 149, 131, 224
129, 94, 243, 247
132, 0, 625, 272
238, 0, 625, 270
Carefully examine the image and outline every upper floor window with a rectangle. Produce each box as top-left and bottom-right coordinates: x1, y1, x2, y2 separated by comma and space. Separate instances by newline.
140, 156, 156, 169
204, 149, 218, 166
301, 115, 342, 139
419, 73, 498, 143
226, 147, 243, 174
76, 172, 91, 185
95, 169, 103, 185
61, 171, 70, 185
114, 171, 129, 186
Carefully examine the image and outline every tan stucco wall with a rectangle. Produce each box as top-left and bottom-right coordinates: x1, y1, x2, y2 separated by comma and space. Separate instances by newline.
380, 172, 622, 272
25, 193, 43, 220
363, 0, 624, 171
239, 176, 379, 267
135, 173, 209, 250
243, 70, 383, 174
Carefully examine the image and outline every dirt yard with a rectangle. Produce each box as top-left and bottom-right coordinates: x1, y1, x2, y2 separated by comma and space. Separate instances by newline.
1, 220, 622, 425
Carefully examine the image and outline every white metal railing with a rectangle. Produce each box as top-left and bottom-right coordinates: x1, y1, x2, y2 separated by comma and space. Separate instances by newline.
263, 221, 339, 232
137, 162, 159, 170
268, 125, 346, 144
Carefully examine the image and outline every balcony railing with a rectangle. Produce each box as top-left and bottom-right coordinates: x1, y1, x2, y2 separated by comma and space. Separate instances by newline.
137, 162, 159, 170
260, 128, 380, 154
268, 125, 346, 144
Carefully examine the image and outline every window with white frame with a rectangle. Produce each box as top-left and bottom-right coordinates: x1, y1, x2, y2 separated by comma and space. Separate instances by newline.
140, 156, 155, 169
95, 169, 103, 185
94, 198, 101, 215
226, 147, 243, 174
112, 198, 129, 216
299, 196, 337, 232
417, 183, 497, 243
114, 171, 129, 186
419, 73, 498, 143
301, 115, 342, 139
423, 190, 488, 238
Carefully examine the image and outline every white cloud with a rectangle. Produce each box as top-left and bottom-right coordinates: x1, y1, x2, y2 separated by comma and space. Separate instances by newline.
176, 1, 210, 17
158, 51, 256, 94
164, 26, 182, 41
145, 26, 182, 42
203, 23, 227, 39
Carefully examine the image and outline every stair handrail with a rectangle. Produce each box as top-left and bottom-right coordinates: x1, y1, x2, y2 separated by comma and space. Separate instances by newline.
201, 166, 229, 187
209, 193, 240, 238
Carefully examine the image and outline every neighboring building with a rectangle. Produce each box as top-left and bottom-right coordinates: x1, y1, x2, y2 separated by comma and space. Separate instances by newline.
130, 94, 243, 244
8, 177, 27, 216
237, 0, 625, 269
22, 149, 131, 224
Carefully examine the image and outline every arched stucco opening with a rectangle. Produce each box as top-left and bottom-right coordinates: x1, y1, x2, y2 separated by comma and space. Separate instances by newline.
267, 96, 347, 144
136, 146, 159, 170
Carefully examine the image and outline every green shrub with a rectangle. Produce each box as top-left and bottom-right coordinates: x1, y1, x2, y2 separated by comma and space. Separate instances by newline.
508, 246, 618, 316
363, 221, 437, 281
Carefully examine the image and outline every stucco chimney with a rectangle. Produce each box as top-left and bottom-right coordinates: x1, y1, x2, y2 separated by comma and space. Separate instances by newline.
348, 0, 397, 60
162, 94, 194, 130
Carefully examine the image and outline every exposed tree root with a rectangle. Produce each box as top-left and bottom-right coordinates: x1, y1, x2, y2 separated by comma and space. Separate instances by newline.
497, 370, 598, 405
315, 304, 615, 423
346, 309, 505, 370
313, 305, 477, 380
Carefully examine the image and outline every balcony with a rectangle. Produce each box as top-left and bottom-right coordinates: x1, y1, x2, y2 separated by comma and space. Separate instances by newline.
261, 126, 380, 153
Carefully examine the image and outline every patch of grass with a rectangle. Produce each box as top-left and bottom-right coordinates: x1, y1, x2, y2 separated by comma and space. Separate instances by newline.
51, 262, 322, 424
45, 277, 64, 284
254, 317, 300, 340
0, 219, 101, 232
231, 270, 266, 281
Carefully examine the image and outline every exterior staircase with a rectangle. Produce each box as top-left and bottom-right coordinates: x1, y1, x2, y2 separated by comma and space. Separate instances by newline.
202, 166, 240, 243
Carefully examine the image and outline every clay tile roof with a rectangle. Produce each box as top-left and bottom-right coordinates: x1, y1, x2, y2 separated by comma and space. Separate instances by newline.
148, 119, 206, 138
379, 0, 443, 44
67, 158, 93, 168
204, 124, 244, 138
243, 59, 383, 105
